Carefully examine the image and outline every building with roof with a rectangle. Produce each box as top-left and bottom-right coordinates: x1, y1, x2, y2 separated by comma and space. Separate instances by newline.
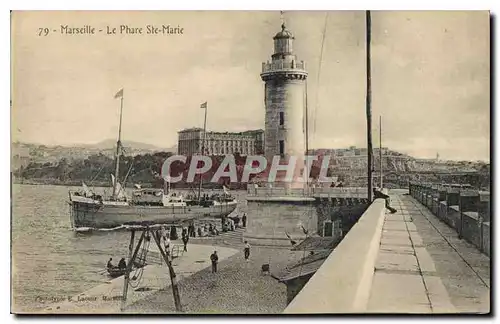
177, 128, 264, 156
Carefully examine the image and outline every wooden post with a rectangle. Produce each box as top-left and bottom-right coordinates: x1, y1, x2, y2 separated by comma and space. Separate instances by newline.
152, 230, 183, 312
121, 231, 146, 311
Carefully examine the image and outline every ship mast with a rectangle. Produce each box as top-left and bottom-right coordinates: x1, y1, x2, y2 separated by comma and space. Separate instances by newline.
113, 88, 124, 199
198, 102, 208, 201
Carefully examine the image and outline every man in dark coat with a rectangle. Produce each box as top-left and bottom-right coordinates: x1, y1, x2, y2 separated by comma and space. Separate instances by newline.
244, 241, 251, 261
242, 213, 247, 228
210, 251, 219, 273
182, 233, 189, 252
118, 258, 127, 270
373, 188, 397, 213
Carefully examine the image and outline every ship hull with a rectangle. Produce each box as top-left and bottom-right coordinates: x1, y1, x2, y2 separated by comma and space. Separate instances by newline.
69, 200, 238, 229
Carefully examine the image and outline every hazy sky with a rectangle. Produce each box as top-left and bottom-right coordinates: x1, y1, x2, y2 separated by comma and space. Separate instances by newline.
11, 11, 490, 161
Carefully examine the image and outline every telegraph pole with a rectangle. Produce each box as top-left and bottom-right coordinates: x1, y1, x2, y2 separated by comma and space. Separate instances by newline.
379, 115, 383, 188
366, 11, 373, 201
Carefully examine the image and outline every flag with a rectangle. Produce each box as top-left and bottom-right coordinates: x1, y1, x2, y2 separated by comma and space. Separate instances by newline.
114, 88, 124, 99
200, 102, 207, 109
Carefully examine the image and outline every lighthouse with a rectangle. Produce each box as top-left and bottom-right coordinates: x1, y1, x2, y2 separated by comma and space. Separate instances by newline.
260, 20, 308, 188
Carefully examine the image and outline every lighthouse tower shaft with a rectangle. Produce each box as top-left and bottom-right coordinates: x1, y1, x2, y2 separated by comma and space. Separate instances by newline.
260, 23, 308, 186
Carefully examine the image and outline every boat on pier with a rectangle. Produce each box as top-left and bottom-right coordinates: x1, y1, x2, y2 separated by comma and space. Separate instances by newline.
68, 92, 237, 230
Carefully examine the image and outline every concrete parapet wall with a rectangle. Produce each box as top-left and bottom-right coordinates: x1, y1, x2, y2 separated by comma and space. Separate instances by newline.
426, 194, 433, 209
409, 182, 490, 255
431, 198, 439, 216
479, 193, 490, 222
283, 199, 386, 313
446, 206, 461, 231
482, 222, 490, 256
438, 201, 447, 221
461, 212, 480, 247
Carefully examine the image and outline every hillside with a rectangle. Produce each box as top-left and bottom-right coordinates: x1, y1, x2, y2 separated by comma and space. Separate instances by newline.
11, 140, 177, 170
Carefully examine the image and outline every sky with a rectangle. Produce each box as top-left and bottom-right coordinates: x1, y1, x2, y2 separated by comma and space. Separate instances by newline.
11, 11, 490, 161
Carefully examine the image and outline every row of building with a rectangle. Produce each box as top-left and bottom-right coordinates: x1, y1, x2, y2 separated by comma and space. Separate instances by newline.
177, 131, 482, 176
177, 128, 264, 156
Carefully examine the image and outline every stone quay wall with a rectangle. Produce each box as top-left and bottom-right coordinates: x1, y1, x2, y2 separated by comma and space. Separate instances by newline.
409, 182, 490, 256
244, 187, 370, 246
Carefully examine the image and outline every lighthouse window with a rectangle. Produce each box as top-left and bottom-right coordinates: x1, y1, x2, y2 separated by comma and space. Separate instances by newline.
279, 140, 285, 157
279, 112, 285, 126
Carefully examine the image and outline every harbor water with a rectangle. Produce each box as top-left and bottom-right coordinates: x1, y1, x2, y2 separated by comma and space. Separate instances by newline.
11, 184, 247, 312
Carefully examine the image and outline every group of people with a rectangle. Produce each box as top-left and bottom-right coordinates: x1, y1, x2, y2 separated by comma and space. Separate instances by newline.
106, 257, 127, 271
158, 222, 222, 259
222, 213, 247, 232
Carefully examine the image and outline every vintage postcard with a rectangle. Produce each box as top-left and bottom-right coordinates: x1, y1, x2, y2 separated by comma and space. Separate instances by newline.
10, 10, 490, 314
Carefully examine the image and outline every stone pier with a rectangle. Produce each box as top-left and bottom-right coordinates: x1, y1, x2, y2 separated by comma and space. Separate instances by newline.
243, 186, 369, 246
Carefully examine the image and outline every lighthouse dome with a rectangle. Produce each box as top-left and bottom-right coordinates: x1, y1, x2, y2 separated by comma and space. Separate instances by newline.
273, 24, 294, 39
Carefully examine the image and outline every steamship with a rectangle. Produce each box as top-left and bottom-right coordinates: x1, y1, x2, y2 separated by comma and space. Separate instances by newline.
68, 91, 237, 230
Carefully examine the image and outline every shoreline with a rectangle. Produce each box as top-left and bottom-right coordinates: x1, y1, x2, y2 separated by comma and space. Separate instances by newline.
17, 244, 239, 314
12, 178, 249, 190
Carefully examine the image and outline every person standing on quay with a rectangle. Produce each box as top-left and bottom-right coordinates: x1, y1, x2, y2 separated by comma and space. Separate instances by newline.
182, 232, 189, 252
242, 213, 247, 228
164, 234, 171, 260
210, 251, 219, 273
244, 241, 251, 261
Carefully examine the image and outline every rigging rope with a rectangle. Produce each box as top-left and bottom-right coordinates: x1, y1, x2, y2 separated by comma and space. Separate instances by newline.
311, 12, 329, 147
89, 160, 112, 187
296, 207, 314, 279
129, 232, 151, 288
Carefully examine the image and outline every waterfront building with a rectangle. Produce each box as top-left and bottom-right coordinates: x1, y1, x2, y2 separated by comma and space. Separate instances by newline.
177, 128, 264, 156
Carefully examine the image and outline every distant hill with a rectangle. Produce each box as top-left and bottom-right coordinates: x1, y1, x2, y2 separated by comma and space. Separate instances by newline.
81, 139, 170, 151
11, 140, 177, 168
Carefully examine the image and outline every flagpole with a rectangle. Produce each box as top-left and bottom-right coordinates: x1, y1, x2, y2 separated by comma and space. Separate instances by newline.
113, 90, 124, 199
198, 103, 208, 202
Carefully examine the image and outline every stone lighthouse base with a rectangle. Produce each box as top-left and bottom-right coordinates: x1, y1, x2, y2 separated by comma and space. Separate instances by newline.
243, 196, 317, 247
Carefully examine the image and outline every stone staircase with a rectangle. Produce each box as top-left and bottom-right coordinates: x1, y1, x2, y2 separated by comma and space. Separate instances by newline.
178, 226, 246, 248
220, 227, 246, 246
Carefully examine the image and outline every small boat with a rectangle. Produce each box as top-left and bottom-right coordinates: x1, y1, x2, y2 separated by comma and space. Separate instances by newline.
106, 267, 127, 278
106, 260, 147, 278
